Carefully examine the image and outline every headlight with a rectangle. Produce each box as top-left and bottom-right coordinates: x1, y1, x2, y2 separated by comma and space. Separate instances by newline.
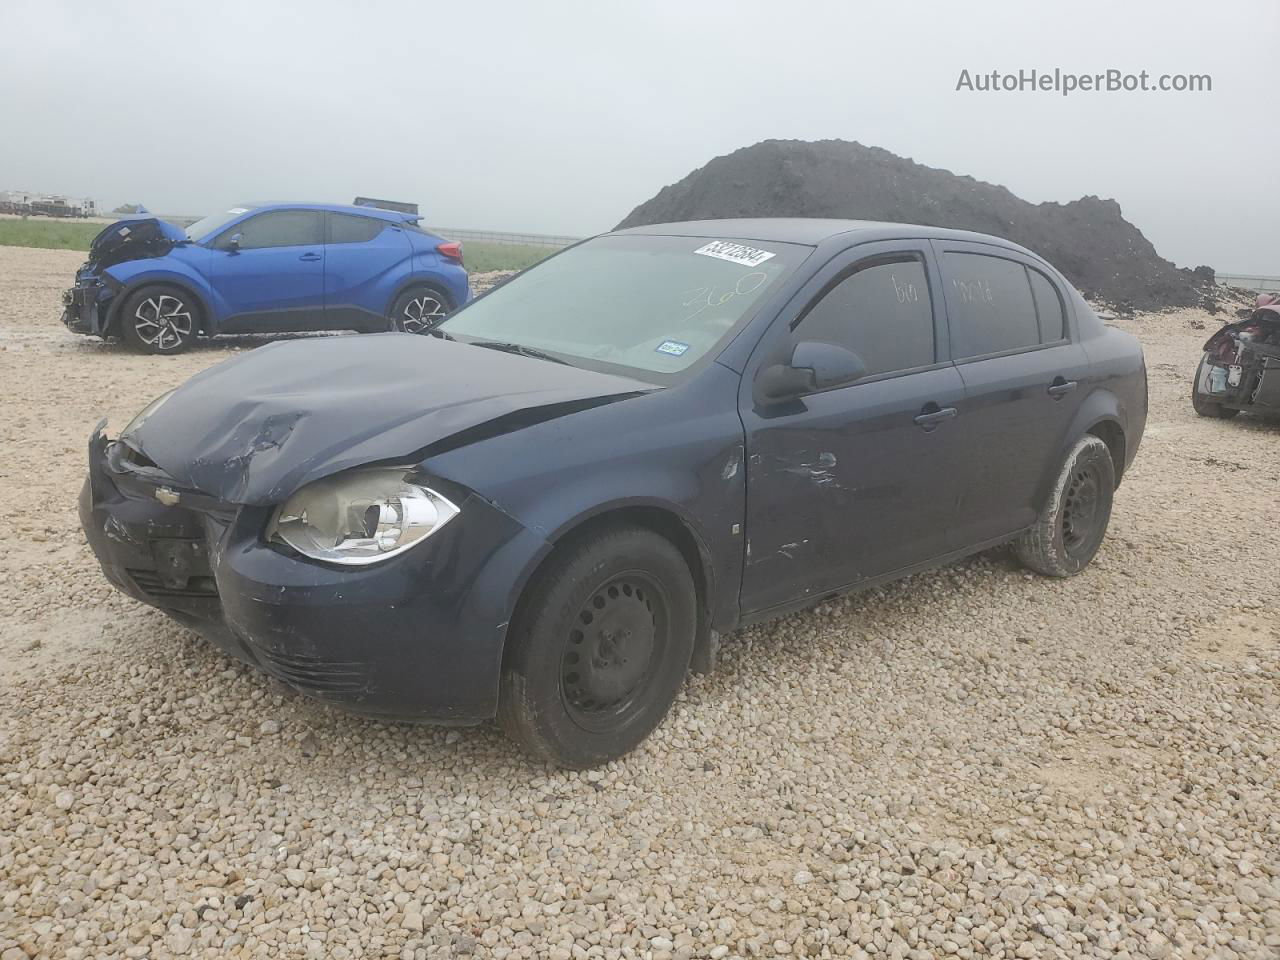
121, 389, 175, 437
268, 467, 460, 566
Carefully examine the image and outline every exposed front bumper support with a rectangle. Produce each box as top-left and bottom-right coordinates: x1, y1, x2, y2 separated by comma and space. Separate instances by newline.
61, 278, 117, 337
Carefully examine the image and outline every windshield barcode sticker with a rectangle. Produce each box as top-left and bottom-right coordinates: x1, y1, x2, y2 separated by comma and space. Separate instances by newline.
655, 339, 690, 356
693, 241, 775, 267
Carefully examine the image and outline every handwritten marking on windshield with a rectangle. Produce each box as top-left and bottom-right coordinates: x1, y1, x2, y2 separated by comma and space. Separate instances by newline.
680, 271, 767, 323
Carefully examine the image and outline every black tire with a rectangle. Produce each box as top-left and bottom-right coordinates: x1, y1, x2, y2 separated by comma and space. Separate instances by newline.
1191, 357, 1240, 419
388, 286, 451, 334
1015, 434, 1115, 578
119, 284, 198, 355
497, 526, 696, 768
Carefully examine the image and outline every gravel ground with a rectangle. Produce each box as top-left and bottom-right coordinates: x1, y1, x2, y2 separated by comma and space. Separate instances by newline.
0, 245, 1276, 959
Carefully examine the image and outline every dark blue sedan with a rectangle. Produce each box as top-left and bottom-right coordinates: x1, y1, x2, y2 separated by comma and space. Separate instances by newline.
62, 202, 470, 353
79, 219, 1147, 766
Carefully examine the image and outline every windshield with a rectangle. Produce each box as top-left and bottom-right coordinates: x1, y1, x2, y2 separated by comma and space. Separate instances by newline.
437, 234, 810, 382
185, 207, 254, 242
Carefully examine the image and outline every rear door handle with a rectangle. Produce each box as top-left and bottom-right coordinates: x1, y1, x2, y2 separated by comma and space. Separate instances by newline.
913, 405, 958, 427
1047, 378, 1078, 398
298, 252, 322, 262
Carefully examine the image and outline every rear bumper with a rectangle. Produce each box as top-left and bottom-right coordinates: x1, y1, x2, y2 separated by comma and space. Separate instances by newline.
79, 428, 547, 722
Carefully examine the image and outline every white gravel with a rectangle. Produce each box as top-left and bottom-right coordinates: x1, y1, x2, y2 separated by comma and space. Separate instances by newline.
0, 246, 1277, 959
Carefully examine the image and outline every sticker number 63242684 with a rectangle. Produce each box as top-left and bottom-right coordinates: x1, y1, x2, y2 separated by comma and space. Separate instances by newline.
693, 241, 776, 267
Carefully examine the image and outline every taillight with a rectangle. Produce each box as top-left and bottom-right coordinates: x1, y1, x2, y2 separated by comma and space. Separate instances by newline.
436, 241, 464, 266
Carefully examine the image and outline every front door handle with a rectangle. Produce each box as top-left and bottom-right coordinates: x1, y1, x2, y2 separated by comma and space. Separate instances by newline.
913, 405, 958, 427
298, 252, 322, 262
1047, 378, 1078, 398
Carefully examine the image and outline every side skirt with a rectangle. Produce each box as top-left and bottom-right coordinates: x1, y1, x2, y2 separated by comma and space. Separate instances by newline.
736, 529, 1027, 630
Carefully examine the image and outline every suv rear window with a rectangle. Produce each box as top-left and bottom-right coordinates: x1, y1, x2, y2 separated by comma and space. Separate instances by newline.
944, 253, 1041, 359
327, 213, 386, 244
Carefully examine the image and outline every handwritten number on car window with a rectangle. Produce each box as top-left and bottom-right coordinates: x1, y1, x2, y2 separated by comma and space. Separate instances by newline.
680, 271, 768, 324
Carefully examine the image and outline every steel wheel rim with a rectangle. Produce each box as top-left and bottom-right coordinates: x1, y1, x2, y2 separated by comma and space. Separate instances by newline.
560, 572, 668, 733
1061, 462, 1102, 557
134, 295, 193, 349
400, 294, 446, 334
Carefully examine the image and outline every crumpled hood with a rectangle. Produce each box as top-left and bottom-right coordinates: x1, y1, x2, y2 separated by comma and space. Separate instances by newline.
89, 217, 188, 269
123, 334, 652, 505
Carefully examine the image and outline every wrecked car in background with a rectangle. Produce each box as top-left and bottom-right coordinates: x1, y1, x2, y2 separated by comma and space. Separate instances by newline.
79, 219, 1146, 768
61, 203, 470, 354
1193, 293, 1280, 419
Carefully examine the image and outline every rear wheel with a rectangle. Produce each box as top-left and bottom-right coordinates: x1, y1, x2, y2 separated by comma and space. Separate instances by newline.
497, 526, 696, 768
388, 286, 451, 334
1191, 357, 1240, 419
1015, 434, 1115, 577
120, 285, 198, 354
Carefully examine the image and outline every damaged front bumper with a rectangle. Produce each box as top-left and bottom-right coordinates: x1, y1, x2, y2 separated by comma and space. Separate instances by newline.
61, 269, 118, 337
79, 425, 548, 723
1196, 315, 1280, 412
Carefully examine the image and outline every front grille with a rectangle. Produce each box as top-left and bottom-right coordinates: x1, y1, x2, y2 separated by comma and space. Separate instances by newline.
255, 648, 370, 695
127, 569, 219, 599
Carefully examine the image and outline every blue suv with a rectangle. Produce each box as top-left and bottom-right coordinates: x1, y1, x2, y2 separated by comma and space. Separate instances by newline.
62, 203, 471, 354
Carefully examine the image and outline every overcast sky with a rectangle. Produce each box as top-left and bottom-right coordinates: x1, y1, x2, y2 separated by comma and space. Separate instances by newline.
2, 0, 1276, 273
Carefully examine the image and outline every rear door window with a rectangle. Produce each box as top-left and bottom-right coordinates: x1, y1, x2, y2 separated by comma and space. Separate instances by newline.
326, 213, 386, 244
219, 210, 323, 250
794, 257, 935, 378
943, 252, 1040, 359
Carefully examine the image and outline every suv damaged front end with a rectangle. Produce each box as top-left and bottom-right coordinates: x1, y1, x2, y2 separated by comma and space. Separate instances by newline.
62, 218, 187, 338
1196, 295, 1280, 413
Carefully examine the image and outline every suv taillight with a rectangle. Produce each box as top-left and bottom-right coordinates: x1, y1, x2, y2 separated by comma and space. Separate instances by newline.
436, 241, 464, 266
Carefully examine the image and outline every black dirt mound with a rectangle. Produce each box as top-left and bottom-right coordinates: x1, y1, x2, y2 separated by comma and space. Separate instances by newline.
617, 139, 1215, 311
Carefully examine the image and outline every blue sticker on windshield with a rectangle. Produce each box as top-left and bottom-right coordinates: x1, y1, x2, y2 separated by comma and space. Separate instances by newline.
655, 340, 690, 357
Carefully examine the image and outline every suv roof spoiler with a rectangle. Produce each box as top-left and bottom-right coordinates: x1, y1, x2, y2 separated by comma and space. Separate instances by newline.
353, 196, 419, 216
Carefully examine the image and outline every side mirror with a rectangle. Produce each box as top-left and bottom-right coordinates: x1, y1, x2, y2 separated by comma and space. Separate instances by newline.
754, 340, 867, 405
225, 233, 242, 252
755, 363, 816, 403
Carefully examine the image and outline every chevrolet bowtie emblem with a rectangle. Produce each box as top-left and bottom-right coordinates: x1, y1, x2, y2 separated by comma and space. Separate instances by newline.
154, 486, 181, 507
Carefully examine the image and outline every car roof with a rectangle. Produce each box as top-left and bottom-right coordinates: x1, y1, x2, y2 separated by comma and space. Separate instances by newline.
609, 217, 1031, 252
241, 201, 420, 223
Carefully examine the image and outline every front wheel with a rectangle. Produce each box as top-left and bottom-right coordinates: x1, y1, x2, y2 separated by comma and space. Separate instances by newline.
388, 286, 451, 334
119, 285, 198, 354
1015, 434, 1115, 577
497, 526, 696, 768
